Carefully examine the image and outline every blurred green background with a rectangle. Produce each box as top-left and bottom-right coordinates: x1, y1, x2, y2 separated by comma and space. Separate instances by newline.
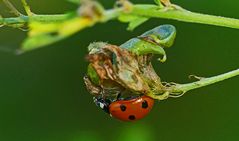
0, 0, 239, 141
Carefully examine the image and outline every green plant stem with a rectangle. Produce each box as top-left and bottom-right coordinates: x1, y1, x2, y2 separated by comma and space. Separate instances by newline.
0, 14, 67, 26
0, 10, 120, 26
1, 4, 239, 29
131, 5, 239, 29
169, 69, 239, 94
21, 0, 33, 16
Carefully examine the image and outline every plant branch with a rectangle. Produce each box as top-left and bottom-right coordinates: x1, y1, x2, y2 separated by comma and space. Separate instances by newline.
1, 4, 239, 29
0, 14, 67, 26
131, 4, 239, 29
169, 68, 239, 95
0, 3, 239, 29
21, 0, 33, 16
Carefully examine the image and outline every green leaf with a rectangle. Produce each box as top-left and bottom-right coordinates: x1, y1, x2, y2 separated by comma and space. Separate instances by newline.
154, 0, 161, 5
87, 64, 100, 85
127, 17, 148, 31
21, 16, 93, 53
118, 14, 139, 23
118, 14, 148, 31
21, 33, 64, 53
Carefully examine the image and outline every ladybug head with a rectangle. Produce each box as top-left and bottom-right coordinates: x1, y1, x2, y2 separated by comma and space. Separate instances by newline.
93, 96, 112, 114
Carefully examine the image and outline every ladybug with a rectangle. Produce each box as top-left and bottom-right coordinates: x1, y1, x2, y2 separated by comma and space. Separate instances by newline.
94, 95, 154, 121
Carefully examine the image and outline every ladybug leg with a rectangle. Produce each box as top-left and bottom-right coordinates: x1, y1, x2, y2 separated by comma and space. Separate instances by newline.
116, 93, 122, 100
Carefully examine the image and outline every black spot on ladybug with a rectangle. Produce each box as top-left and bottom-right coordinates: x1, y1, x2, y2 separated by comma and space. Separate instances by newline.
120, 104, 126, 111
128, 115, 136, 120
142, 100, 148, 109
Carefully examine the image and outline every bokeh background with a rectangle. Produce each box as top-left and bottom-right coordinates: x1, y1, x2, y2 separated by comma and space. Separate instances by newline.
0, 0, 239, 141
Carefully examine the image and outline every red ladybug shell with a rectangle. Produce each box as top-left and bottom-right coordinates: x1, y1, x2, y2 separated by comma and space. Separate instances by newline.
109, 96, 154, 121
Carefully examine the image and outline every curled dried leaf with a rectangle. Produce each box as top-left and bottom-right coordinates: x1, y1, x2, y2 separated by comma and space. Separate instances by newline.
85, 42, 165, 99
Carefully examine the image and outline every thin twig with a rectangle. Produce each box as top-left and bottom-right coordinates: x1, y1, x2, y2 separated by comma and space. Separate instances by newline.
0, 14, 67, 27
169, 68, 239, 94
131, 4, 239, 29
2, 0, 22, 16
21, 0, 33, 16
